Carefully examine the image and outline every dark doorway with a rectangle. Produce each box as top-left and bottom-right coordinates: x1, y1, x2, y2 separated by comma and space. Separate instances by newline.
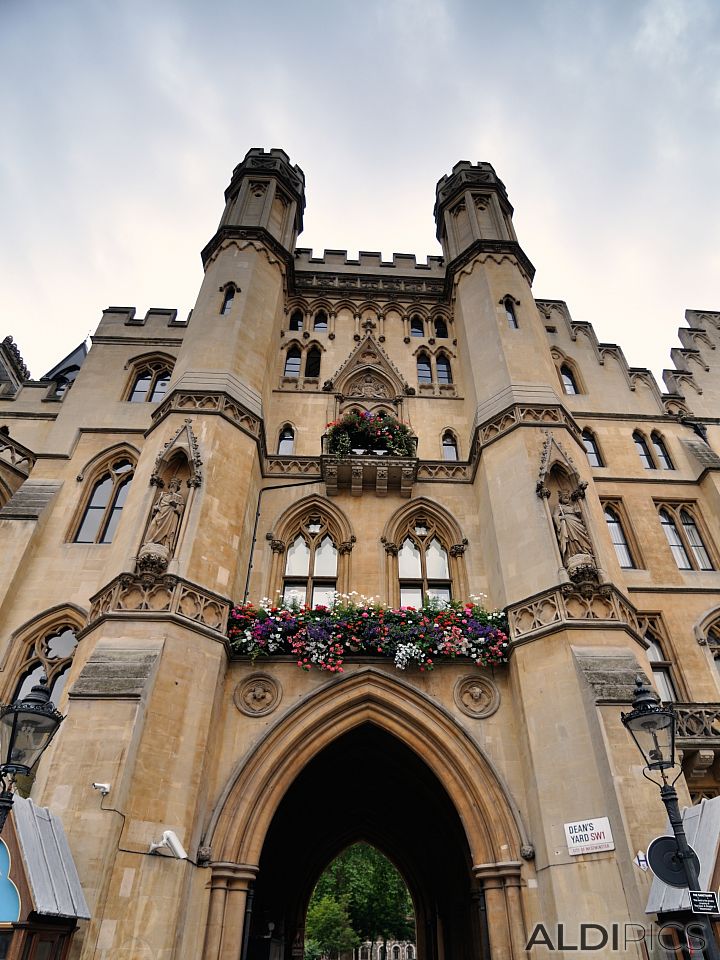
246, 723, 487, 960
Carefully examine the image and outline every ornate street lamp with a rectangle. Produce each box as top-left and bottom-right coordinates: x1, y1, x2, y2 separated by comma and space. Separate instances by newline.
622, 677, 720, 960
0, 679, 64, 832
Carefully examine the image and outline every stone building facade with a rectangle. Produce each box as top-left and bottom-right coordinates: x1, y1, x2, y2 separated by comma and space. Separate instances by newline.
0, 148, 719, 959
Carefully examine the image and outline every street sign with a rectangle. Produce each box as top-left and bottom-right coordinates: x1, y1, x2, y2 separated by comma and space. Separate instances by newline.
634, 850, 648, 872
564, 817, 615, 855
690, 891, 720, 915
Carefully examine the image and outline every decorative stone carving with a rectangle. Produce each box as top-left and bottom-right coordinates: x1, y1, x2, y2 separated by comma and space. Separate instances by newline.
269, 539, 286, 554
346, 373, 391, 399
449, 540, 468, 557
197, 846, 212, 867
234, 674, 281, 717
552, 493, 596, 581
520, 845, 536, 861
381, 538, 399, 556
338, 538, 356, 555
508, 584, 640, 645
151, 419, 203, 487
454, 676, 500, 719
143, 478, 185, 548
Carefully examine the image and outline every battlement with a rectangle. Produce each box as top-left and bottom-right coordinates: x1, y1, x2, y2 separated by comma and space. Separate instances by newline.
294, 249, 446, 277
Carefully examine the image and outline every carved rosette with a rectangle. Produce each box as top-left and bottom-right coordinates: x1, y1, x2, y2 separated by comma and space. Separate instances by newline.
234, 674, 281, 717
454, 676, 500, 719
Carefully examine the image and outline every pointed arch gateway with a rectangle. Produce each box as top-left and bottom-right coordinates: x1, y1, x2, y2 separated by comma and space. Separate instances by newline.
202, 669, 529, 960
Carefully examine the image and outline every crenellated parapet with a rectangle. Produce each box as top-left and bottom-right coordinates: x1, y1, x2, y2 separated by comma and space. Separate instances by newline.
662, 310, 720, 416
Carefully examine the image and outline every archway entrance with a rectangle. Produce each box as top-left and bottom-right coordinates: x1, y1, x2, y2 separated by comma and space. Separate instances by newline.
248, 723, 482, 959
203, 670, 527, 960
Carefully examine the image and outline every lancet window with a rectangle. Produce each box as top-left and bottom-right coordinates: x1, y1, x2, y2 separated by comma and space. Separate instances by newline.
633, 431, 655, 469
313, 310, 328, 331
282, 516, 338, 607
220, 285, 236, 315
417, 353, 432, 384
651, 432, 674, 470
436, 354, 453, 385
73, 458, 134, 544
504, 298, 518, 329
410, 315, 425, 337
603, 505, 634, 569
442, 431, 458, 461
560, 364, 579, 395
289, 309, 304, 332
397, 517, 452, 607
658, 504, 714, 571
645, 631, 678, 703
434, 318, 448, 338
582, 429, 603, 467
278, 425, 295, 455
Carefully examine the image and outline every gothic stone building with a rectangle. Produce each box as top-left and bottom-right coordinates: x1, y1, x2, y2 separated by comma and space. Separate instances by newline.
0, 149, 719, 959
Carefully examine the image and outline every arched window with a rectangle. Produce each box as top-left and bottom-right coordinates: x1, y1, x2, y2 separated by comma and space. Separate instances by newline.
434, 318, 448, 338
436, 355, 453, 385
283, 515, 338, 607
410, 315, 424, 337
51, 365, 81, 398
604, 505, 634, 568
305, 347, 322, 379
651, 432, 674, 470
7, 615, 83, 711
681, 508, 713, 570
74, 459, 134, 544
560, 365, 578, 395
582, 430, 603, 467
407, 948, 414, 960
417, 353, 432, 384
278, 425, 295, 455
645, 633, 678, 703
504, 298, 518, 329
284, 347, 302, 378
442, 431, 458, 461
289, 309, 304, 332
128, 362, 173, 403
313, 310, 328, 331
633, 431, 655, 469
393, 947, 400, 960
220, 286, 236, 315
398, 518, 451, 607
659, 508, 691, 569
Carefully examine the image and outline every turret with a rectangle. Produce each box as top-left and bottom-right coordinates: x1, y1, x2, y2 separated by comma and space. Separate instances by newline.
202, 148, 305, 265
434, 161, 519, 262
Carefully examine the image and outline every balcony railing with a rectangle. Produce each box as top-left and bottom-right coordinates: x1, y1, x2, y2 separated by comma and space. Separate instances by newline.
672, 703, 720, 744
321, 434, 418, 497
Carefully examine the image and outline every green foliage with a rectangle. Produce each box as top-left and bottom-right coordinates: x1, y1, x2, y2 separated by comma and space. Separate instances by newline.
310, 843, 415, 945
305, 896, 359, 958
326, 410, 416, 457
303, 939, 323, 960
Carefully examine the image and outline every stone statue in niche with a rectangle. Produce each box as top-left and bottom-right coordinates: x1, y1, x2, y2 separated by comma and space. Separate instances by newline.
137, 477, 185, 574
552, 492, 597, 582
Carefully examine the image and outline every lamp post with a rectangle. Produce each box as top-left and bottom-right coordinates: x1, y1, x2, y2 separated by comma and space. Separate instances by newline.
621, 676, 720, 960
0, 679, 64, 833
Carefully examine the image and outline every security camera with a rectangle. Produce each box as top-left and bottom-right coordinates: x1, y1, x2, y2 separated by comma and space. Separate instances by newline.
92, 782, 111, 796
148, 830, 188, 860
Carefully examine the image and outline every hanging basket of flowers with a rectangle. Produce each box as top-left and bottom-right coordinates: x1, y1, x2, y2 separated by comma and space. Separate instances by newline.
325, 411, 417, 457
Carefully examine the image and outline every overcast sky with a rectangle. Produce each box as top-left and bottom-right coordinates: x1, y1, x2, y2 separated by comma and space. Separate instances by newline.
1, 0, 718, 386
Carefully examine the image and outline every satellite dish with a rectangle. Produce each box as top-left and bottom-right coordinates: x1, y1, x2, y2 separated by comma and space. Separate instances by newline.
647, 836, 700, 888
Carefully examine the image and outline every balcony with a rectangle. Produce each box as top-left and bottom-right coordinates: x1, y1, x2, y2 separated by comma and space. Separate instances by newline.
672, 703, 720, 782
321, 412, 418, 497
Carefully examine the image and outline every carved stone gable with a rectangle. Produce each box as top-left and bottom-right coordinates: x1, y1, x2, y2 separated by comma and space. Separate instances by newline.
328, 334, 409, 401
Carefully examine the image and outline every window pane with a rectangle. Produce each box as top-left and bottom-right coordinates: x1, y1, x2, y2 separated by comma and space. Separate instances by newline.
45, 627, 77, 659
505, 300, 518, 329
400, 586, 423, 608
129, 373, 152, 402
426, 538, 449, 578
221, 288, 235, 315
289, 311, 303, 331
87, 476, 113, 509
426, 585, 451, 606
660, 510, 691, 569
561, 367, 577, 394
398, 538, 421, 578
284, 349, 301, 377
100, 477, 132, 544
75, 504, 106, 543
681, 510, 713, 570
604, 508, 633, 568
652, 666, 677, 703
313, 535, 337, 576
282, 582, 307, 606
305, 348, 321, 378
442, 433, 458, 461
434, 319, 448, 338
13, 663, 45, 702
634, 433, 654, 468
278, 428, 294, 455
285, 536, 310, 576
410, 316, 424, 337
436, 357, 452, 384
583, 432, 602, 467
312, 583, 336, 608
49, 664, 71, 703
652, 435, 673, 470
417, 355, 432, 384
314, 311, 328, 331
150, 372, 171, 402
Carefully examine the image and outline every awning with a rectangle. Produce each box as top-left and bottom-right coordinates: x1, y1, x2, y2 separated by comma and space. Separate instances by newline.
646, 795, 720, 915
10, 796, 90, 920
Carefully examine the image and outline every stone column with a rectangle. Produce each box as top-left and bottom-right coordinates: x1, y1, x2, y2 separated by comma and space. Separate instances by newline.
203, 862, 258, 960
473, 862, 524, 960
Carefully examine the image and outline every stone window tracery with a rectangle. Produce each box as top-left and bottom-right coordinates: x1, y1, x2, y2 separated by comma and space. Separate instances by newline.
127, 359, 173, 403
3, 609, 86, 709
73, 457, 134, 544
658, 503, 714, 571
282, 517, 338, 606
397, 517, 452, 607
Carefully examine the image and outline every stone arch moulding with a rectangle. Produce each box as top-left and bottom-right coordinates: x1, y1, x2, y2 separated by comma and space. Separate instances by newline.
75, 441, 141, 483
1, 603, 88, 700
204, 667, 528, 866
694, 604, 720, 646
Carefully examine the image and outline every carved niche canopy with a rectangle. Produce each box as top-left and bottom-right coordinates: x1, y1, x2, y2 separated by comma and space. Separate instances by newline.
328, 334, 409, 409
151, 418, 203, 488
